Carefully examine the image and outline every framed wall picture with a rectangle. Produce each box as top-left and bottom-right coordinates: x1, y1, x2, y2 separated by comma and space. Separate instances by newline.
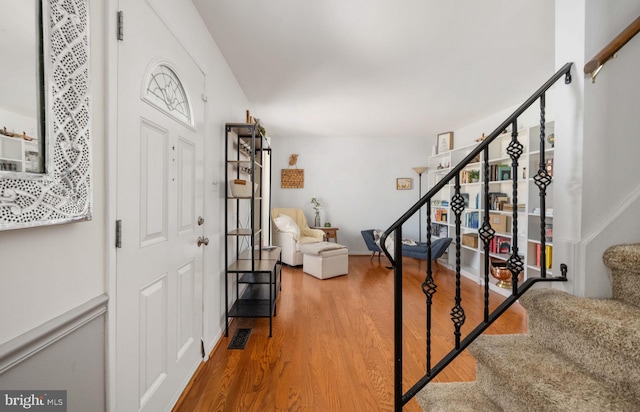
437, 131, 454, 154
396, 178, 412, 190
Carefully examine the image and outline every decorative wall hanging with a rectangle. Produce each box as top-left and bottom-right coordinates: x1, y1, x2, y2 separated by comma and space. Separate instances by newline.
281, 154, 304, 188
0, 0, 93, 230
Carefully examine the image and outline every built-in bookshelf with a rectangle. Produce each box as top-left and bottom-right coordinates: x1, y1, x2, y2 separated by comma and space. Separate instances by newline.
426, 122, 555, 296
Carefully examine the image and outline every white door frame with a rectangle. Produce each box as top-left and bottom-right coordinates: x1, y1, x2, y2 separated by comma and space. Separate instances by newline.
105, 1, 120, 411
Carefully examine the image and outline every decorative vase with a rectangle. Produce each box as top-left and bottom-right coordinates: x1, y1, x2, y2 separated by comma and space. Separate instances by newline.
490, 258, 522, 289
314, 211, 320, 227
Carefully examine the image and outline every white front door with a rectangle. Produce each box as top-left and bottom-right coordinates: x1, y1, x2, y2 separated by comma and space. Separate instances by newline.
115, 1, 205, 411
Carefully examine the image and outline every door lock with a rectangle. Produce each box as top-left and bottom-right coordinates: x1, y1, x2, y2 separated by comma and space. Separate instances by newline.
197, 236, 209, 247
197, 216, 204, 226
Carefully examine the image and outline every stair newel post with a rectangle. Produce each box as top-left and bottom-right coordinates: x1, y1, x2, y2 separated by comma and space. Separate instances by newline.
450, 175, 466, 349
538, 93, 549, 278
393, 226, 404, 412
506, 119, 524, 296
479, 146, 494, 322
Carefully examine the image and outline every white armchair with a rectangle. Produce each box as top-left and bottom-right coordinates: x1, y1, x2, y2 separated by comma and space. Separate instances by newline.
272, 208, 324, 266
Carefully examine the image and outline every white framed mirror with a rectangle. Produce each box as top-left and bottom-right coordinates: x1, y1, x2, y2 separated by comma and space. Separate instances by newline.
0, 0, 92, 230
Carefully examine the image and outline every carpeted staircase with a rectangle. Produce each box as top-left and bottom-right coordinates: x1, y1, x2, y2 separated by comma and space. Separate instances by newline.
416, 243, 640, 411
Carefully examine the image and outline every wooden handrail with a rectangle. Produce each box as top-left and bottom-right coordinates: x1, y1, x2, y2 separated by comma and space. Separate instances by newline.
584, 15, 640, 82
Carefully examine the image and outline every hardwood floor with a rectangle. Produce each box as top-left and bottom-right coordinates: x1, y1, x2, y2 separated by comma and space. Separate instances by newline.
174, 255, 527, 411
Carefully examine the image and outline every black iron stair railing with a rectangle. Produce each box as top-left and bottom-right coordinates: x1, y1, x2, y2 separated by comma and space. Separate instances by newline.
380, 62, 573, 411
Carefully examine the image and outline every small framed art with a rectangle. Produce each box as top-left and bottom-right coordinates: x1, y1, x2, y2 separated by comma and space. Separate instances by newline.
437, 131, 454, 154
396, 178, 412, 190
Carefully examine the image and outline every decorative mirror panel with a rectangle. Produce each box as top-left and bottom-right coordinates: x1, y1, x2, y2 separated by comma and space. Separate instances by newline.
0, 0, 92, 230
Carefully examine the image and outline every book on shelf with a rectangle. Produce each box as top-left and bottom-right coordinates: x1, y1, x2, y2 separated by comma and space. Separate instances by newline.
431, 223, 449, 238
488, 192, 508, 210
489, 164, 511, 181
459, 169, 480, 184
489, 235, 511, 254
462, 193, 469, 207
432, 199, 450, 207
464, 211, 479, 229
535, 244, 553, 269
545, 223, 553, 242
502, 203, 525, 212
434, 209, 448, 222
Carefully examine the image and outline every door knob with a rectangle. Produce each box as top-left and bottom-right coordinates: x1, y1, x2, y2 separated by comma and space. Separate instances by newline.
197, 236, 209, 247
198, 216, 204, 225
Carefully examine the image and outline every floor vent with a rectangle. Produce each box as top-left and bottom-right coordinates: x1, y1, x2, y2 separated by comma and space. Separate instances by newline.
228, 328, 252, 349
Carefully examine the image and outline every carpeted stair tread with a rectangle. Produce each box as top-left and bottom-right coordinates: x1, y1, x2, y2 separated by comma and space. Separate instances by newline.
519, 288, 640, 401
603, 243, 640, 307
416, 381, 500, 412
519, 288, 640, 355
603, 243, 640, 273
470, 334, 638, 411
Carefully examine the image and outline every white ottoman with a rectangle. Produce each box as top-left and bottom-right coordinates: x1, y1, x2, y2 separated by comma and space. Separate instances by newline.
302, 244, 349, 280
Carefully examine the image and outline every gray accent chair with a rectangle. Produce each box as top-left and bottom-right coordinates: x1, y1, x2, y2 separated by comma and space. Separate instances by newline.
360, 229, 452, 262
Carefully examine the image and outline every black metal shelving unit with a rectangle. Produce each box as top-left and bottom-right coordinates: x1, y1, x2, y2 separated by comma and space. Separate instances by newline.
224, 123, 280, 337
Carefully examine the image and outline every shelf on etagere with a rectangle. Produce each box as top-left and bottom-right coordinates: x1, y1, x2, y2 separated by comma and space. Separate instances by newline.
227, 228, 261, 236
238, 247, 282, 261
227, 159, 262, 165
227, 285, 279, 318
227, 258, 280, 273
238, 272, 279, 284
227, 195, 263, 200
226, 123, 270, 146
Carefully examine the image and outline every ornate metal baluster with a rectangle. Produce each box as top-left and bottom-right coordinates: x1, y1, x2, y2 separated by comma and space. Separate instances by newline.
450, 175, 466, 348
534, 93, 551, 278
478, 146, 495, 322
423, 202, 435, 373
506, 120, 524, 295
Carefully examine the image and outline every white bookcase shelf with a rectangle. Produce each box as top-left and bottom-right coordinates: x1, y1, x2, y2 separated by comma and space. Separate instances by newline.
427, 122, 555, 296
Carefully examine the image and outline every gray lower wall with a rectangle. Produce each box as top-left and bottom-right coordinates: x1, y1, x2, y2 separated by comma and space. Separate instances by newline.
0, 295, 107, 412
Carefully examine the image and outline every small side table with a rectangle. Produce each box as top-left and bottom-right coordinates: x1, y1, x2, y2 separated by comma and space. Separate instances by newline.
313, 227, 339, 243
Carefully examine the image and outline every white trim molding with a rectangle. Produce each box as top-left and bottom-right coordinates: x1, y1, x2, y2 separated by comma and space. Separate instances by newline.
0, 294, 107, 374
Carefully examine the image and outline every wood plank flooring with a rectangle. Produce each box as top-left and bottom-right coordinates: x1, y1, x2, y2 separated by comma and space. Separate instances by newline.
174, 255, 527, 412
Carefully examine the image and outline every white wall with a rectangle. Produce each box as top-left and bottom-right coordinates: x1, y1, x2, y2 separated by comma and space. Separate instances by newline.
555, 0, 640, 298
0, 1, 107, 345
452, 100, 553, 149
271, 135, 431, 253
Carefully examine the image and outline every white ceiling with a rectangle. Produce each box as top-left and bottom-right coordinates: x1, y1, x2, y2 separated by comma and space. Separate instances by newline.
194, 0, 555, 139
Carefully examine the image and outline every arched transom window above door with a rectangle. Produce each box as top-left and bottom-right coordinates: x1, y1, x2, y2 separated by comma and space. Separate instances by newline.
143, 63, 193, 127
